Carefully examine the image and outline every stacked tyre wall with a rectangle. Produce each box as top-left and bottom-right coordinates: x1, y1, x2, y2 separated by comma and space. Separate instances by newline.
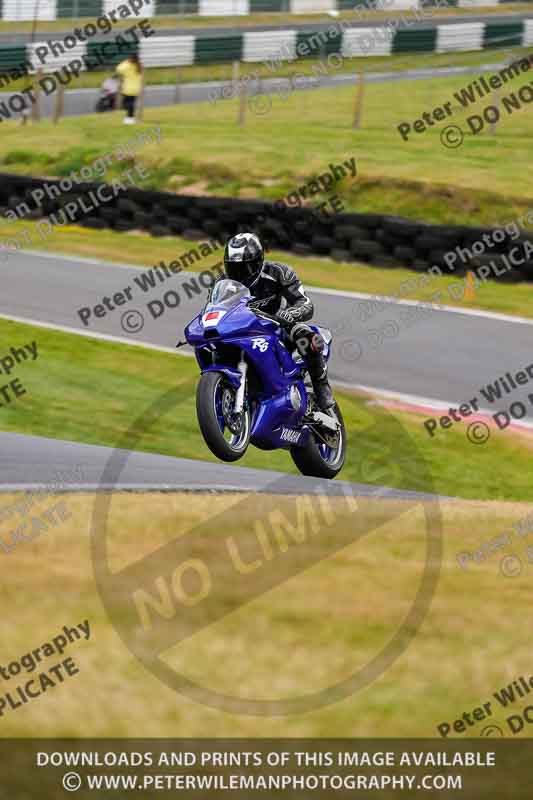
1, 171, 532, 281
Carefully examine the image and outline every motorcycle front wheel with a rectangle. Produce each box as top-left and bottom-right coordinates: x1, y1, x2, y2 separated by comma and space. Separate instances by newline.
196, 372, 251, 462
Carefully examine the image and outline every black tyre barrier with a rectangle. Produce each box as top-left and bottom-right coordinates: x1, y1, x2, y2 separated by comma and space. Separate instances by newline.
293, 243, 313, 256
394, 245, 416, 265
415, 233, 449, 253
381, 216, 423, 239
84, 217, 107, 229
0, 170, 532, 282
351, 239, 384, 259
331, 248, 351, 262
470, 254, 525, 283
412, 259, 429, 272
519, 261, 533, 278
169, 216, 190, 234
311, 235, 334, 254
150, 225, 172, 237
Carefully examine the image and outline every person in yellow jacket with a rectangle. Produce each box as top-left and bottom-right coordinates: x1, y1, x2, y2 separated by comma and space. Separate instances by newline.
116, 54, 143, 124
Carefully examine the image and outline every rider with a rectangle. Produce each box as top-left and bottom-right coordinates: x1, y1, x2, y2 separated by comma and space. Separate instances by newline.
222, 232, 335, 411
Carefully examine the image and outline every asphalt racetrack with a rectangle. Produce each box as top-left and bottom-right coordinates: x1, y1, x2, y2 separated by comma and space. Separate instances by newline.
1, 249, 532, 492
2, 249, 533, 414
0, 429, 445, 498
0, 62, 514, 119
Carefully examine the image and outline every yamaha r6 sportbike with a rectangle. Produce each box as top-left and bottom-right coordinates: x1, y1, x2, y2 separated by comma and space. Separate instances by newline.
183, 279, 346, 479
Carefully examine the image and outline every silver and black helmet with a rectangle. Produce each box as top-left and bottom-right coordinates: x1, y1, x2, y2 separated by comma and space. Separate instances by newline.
223, 232, 264, 289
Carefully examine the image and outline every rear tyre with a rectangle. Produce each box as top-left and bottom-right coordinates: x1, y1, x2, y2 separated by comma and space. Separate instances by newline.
196, 372, 250, 462
290, 403, 346, 479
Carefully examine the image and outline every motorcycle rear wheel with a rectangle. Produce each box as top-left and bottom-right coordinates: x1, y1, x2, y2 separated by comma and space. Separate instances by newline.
196, 372, 251, 462
290, 403, 346, 479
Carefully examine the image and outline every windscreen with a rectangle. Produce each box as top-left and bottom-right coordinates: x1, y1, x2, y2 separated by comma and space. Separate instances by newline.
207, 279, 249, 308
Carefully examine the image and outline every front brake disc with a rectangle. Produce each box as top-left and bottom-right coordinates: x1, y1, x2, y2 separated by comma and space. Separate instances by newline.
222, 388, 243, 434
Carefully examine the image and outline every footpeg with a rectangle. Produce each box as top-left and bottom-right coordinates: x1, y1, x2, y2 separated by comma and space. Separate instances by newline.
311, 410, 339, 432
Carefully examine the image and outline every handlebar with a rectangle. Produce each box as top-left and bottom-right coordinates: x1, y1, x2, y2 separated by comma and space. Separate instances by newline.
247, 299, 286, 327
253, 309, 282, 324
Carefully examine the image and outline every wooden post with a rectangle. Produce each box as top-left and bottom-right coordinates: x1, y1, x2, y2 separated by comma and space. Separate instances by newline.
174, 66, 181, 104
232, 60, 240, 100
238, 78, 247, 126
489, 89, 500, 135
137, 73, 145, 122
31, 69, 42, 123
352, 71, 364, 129
53, 83, 64, 124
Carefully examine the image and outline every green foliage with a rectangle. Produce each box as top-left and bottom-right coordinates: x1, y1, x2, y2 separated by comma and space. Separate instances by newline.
3, 150, 54, 165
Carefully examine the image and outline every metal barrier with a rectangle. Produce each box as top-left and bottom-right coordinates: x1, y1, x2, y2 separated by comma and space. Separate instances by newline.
14, 19, 533, 75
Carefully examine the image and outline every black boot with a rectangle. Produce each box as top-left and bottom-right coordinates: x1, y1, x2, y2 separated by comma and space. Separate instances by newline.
307, 353, 335, 411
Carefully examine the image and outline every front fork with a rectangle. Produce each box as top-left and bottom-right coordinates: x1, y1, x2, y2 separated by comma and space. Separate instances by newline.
233, 351, 248, 414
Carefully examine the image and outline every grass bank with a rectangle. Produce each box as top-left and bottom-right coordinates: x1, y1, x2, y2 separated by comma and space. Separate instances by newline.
0, 64, 532, 223
1, 490, 532, 739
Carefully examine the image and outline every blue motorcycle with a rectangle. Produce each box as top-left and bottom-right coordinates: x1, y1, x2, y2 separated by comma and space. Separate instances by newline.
184, 278, 346, 479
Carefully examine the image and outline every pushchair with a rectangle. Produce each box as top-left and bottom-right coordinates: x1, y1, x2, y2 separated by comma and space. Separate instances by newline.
95, 76, 119, 113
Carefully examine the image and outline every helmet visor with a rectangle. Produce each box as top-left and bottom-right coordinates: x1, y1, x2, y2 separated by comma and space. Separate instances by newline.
224, 256, 262, 288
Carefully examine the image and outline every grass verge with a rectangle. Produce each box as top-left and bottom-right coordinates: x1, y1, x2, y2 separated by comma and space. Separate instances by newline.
1, 316, 532, 501
1, 490, 532, 738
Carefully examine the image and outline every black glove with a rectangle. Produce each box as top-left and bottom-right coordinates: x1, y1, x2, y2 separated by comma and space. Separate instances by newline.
276, 308, 299, 326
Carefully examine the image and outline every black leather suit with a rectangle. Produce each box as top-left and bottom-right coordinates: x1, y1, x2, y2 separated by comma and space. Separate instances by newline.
245, 261, 333, 409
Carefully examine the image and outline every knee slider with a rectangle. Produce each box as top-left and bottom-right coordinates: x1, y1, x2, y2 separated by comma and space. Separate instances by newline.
291, 322, 311, 340
310, 332, 324, 353
291, 323, 311, 355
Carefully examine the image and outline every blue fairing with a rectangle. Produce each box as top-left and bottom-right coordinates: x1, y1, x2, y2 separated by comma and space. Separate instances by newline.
184, 279, 330, 451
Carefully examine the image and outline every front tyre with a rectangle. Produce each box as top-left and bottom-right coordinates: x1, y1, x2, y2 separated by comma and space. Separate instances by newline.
290, 403, 346, 479
196, 372, 251, 462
